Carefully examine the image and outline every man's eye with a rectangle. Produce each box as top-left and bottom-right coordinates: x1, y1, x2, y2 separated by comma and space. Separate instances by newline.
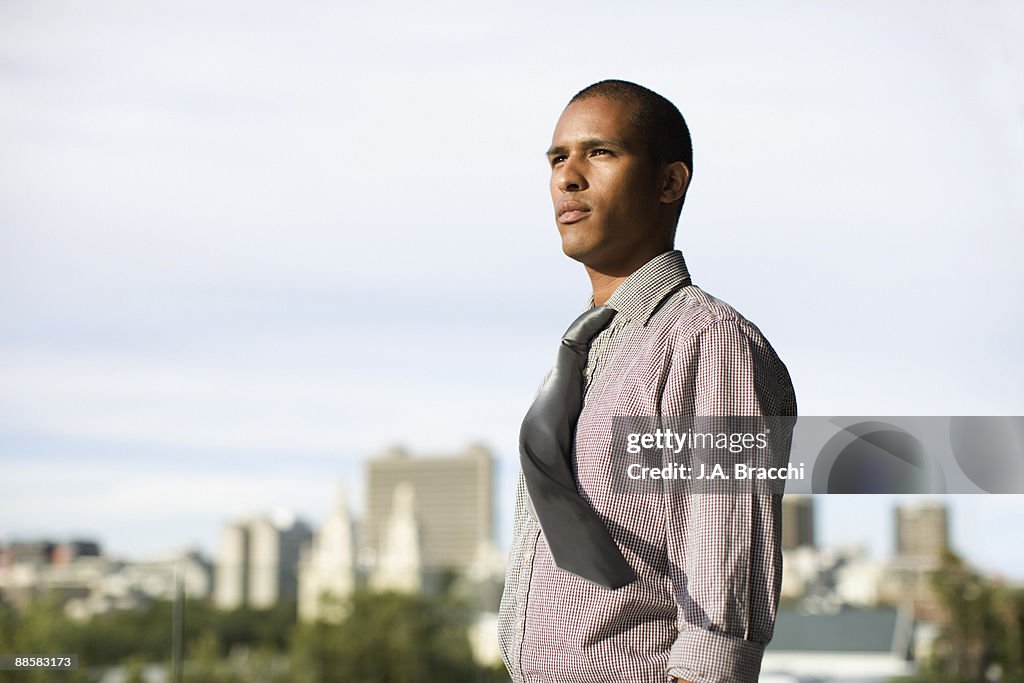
591, 149, 610, 157
551, 156, 566, 167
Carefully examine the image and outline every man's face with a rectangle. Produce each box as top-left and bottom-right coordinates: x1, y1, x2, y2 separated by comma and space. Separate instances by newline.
547, 96, 664, 271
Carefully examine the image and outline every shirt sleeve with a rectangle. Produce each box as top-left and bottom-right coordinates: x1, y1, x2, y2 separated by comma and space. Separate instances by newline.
661, 318, 795, 683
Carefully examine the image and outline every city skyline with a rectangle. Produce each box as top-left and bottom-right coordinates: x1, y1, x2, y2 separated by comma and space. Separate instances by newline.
4, 451, 1021, 582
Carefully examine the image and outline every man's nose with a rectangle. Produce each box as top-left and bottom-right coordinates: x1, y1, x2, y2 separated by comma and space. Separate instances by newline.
556, 156, 588, 193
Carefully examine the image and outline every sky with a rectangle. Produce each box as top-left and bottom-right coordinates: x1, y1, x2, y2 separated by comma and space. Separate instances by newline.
2, 1, 1023, 577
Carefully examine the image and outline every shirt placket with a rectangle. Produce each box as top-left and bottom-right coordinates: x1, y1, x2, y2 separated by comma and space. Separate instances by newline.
514, 518, 541, 680
514, 322, 617, 681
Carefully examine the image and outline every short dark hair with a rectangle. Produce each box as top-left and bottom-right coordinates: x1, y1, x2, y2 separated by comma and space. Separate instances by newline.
569, 79, 693, 181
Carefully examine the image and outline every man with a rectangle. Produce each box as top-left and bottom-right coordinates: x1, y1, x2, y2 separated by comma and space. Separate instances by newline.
498, 80, 797, 683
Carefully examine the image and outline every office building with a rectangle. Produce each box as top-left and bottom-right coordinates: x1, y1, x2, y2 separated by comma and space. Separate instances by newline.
882, 501, 952, 619
298, 486, 357, 623
370, 482, 422, 593
214, 512, 312, 610
782, 495, 815, 550
364, 442, 494, 587
895, 501, 949, 564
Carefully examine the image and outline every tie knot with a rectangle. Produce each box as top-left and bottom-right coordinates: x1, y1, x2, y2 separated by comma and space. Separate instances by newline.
562, 306, 617, 346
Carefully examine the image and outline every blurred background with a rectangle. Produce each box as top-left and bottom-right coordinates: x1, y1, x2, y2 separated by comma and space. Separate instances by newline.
1, 1, 1022, 681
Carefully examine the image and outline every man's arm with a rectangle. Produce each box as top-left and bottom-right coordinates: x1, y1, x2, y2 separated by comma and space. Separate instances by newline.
661, 318, 795, 683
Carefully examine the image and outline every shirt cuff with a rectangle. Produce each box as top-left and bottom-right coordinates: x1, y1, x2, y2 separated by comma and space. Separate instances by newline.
667, 628, 766, 683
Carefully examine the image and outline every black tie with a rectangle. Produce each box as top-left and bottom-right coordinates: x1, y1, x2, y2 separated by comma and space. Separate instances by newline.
519, 306, 637, 590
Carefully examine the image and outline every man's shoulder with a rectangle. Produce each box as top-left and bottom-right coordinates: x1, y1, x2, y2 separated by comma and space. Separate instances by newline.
654, 283, 798, 414
655, 283, 766, 345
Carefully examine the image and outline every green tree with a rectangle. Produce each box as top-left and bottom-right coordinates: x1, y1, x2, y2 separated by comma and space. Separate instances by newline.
291, 588, 498, 683
0, 594, 300, 680
907, 551, 1024, 683
0, 594, 88, 683
120, 655, 154, 683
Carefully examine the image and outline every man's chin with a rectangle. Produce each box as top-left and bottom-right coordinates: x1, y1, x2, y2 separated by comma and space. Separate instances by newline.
559, 240, 595, 265
559, 232, 622, 270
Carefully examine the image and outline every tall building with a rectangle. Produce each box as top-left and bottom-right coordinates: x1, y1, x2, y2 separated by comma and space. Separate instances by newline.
214, 512, 312, 610
298, 486, 356, 623
370, 482, 423, 593
882, 500, 951, 619
364, 442, 494, 588
781, 495, 815, 550
895, 501, 949, 565
214, 522, 249, 609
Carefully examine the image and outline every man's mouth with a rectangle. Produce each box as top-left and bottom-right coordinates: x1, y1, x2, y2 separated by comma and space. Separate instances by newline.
558, 200, 591, 224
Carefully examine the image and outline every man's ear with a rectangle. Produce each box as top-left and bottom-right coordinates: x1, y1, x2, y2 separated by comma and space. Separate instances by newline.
659, 161, 690, 205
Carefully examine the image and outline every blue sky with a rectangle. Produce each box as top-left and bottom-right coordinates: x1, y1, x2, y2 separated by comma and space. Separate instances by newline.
2, 1, 1023, 577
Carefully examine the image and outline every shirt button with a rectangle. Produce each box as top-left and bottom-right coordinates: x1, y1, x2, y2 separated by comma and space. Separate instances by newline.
516, 619, 524, 634
524, 549, 534, 562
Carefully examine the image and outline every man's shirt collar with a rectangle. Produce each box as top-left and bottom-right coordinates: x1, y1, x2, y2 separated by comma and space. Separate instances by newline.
592, 250, 692, 326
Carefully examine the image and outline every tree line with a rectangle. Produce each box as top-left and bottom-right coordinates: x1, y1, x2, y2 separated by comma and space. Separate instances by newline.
0, 588, 508, 683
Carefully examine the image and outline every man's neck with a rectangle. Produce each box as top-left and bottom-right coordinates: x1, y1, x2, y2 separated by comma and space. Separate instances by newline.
585, 247, 673, 306
588, 270, 628, 306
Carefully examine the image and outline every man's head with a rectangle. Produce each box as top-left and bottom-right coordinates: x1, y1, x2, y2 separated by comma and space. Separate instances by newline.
547, 79, 692, 275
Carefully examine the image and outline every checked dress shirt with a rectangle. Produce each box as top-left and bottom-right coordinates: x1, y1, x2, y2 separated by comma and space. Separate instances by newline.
498, 250, 797, 683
